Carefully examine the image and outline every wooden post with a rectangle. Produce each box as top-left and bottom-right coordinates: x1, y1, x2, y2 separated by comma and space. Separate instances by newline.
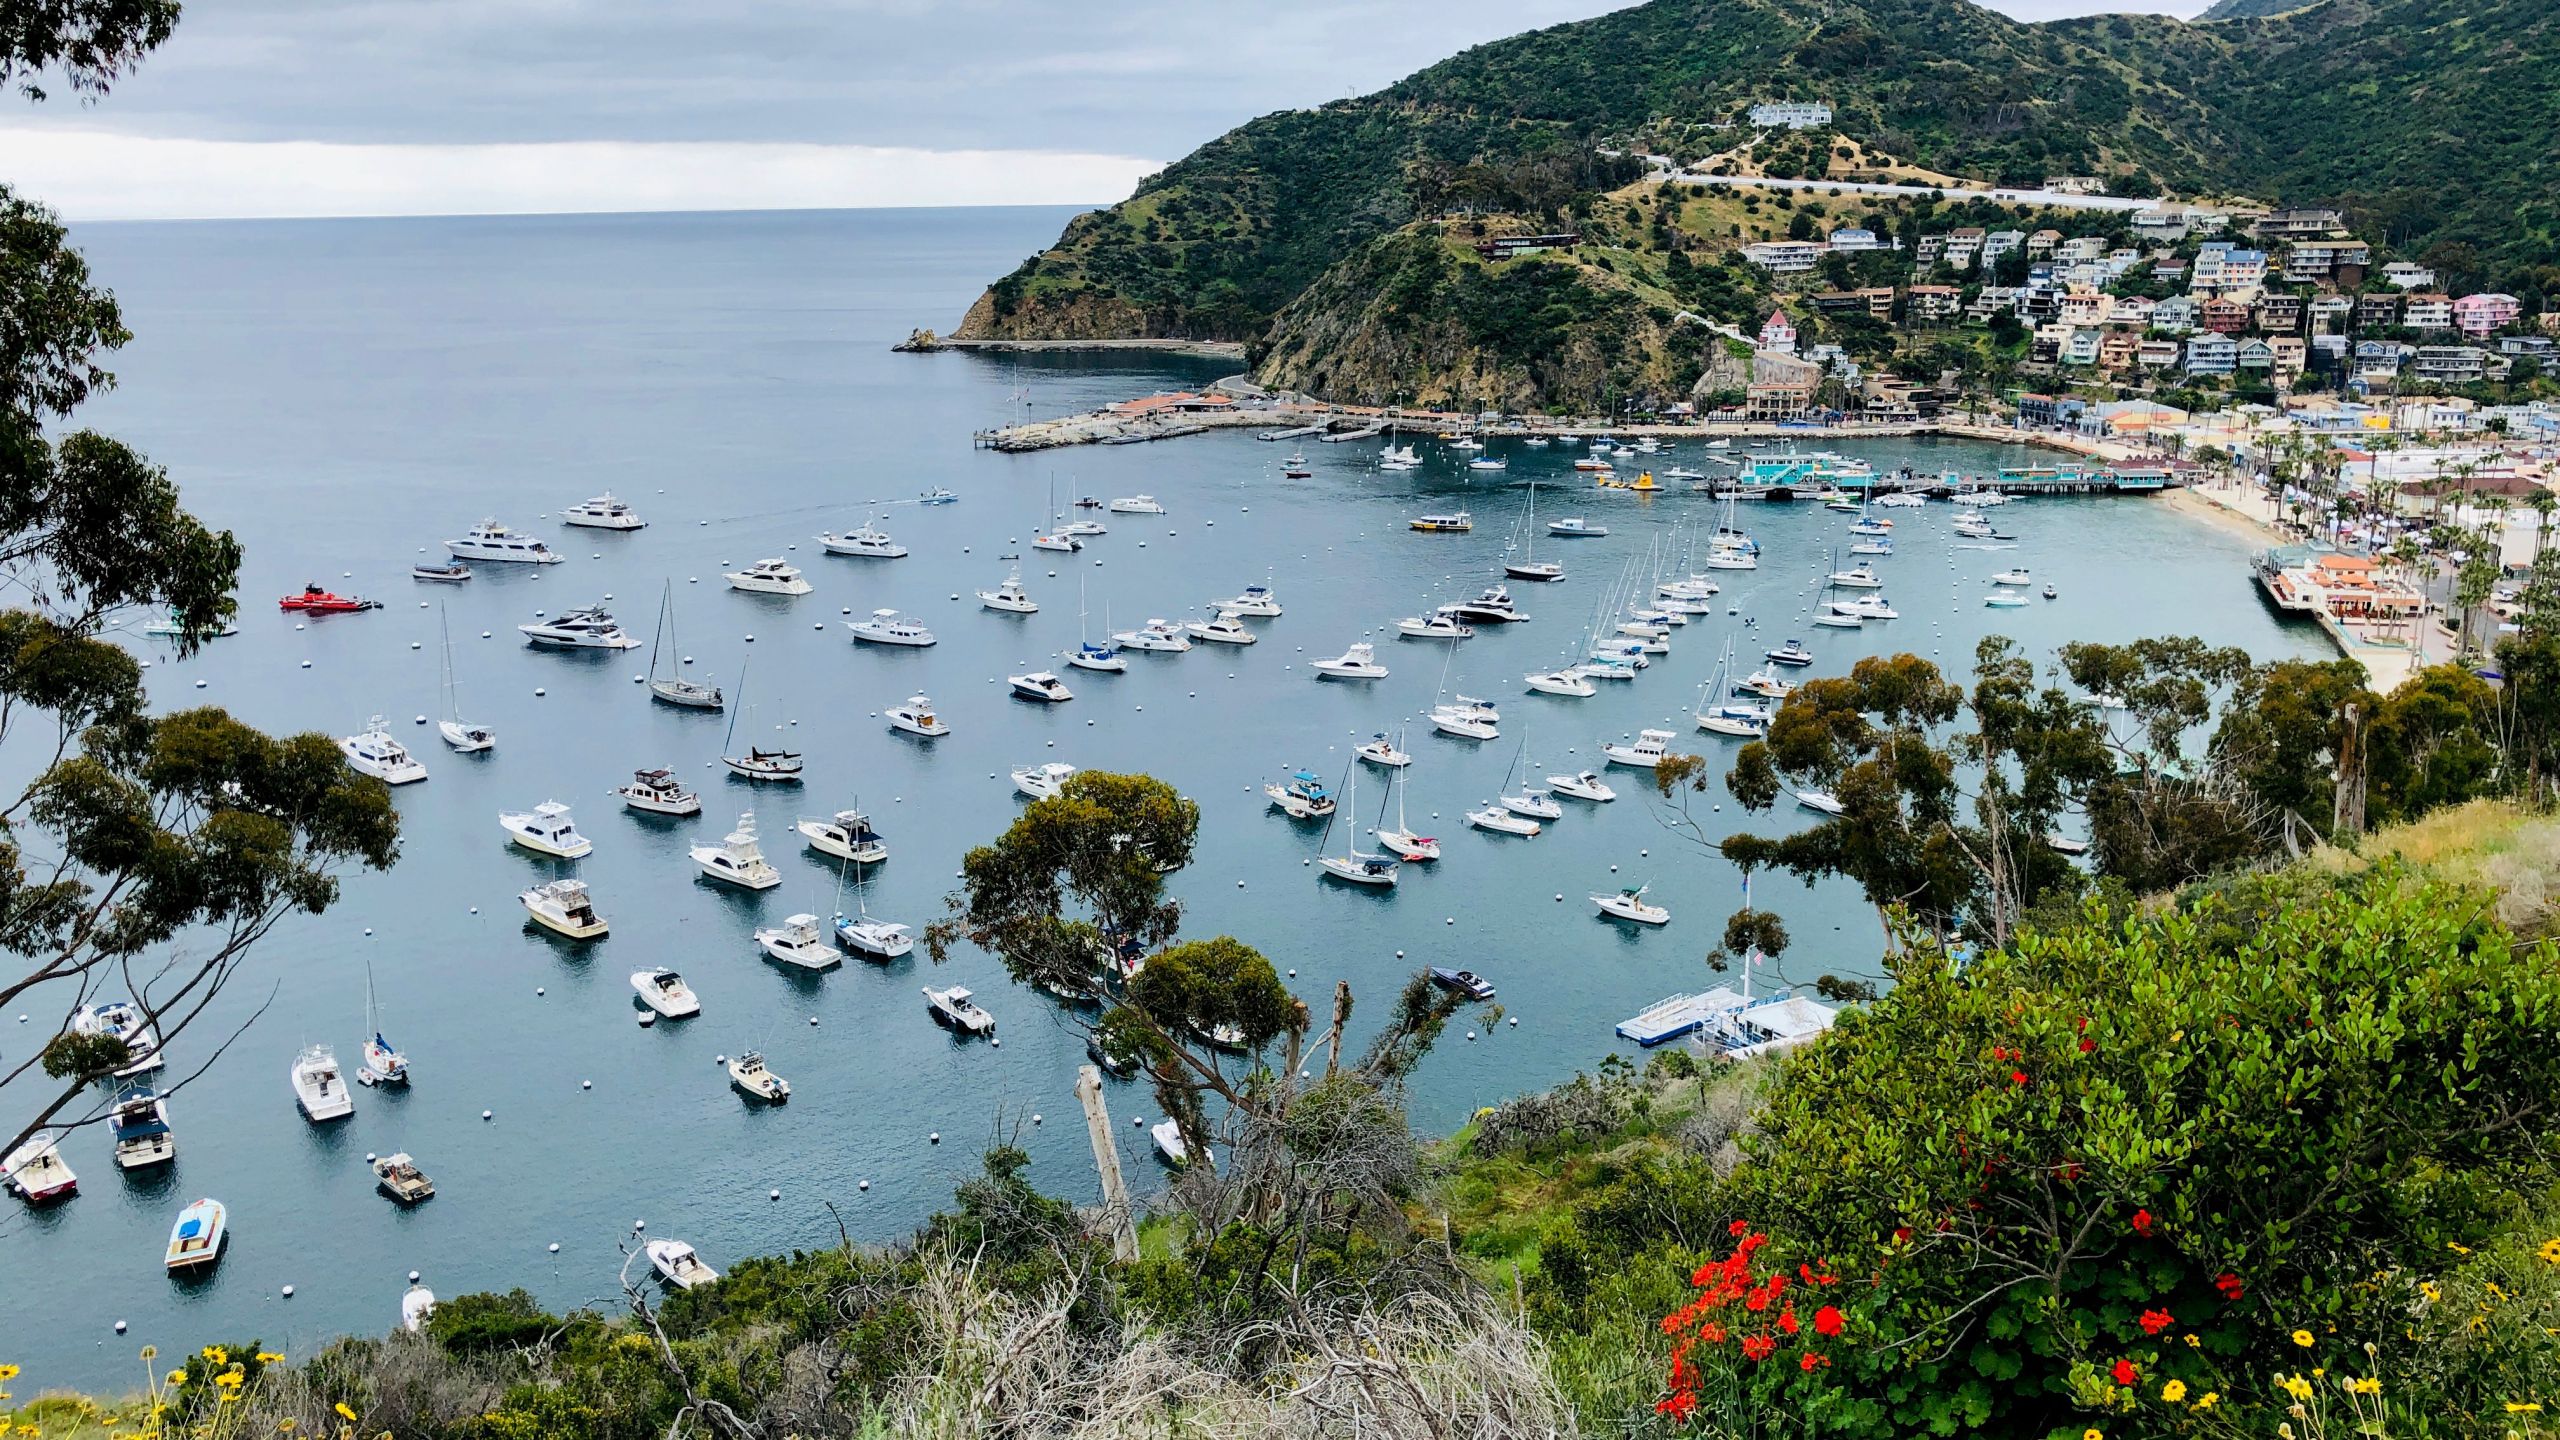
1076, 1064, 1138, 1262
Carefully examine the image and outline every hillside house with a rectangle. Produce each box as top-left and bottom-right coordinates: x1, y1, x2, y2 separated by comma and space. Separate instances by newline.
2100, 332, 2140, 371
2137, 339, 2183, 369
2043, 176, 2106, 195
2190, 245, 2268, 298
2063, 329, 2104, 367
2026, 230, 2062, 259
1907, 285, 1963, 324
1748, 101, 1833, 129
2253, 208, 2350, 242
1741, 240, 1826, 273
2282, 241, 2372, 287
2269, 336, 2309, 381
2412, 346, 2489, 384
2152, 297, 2200, 334
2110, 295, 2157, 330
1759, 308, 1798, 355
2186, 335, 2239, 375
2059, 289, 2113, 326
2307, 296, 2354, 334
1943, 228, 1987, 269
2236, 338, 2276, 375
1827, 227, 1882, 251
1983, 230, 2025, 264
2131, 206, 2193, 243
2403, 294, 2454, 332
2202, 298, 2253, 334
2256, 293, 2304, 333
2056, 236, 2108, 263
1813, 287, 1896, 319
2454, 293, 2523, 337
2355, 340, 2410, 380
2381, 261, 2437, 290
1915, 235, 1947, 267
2357, 292, 2402, 329
1969, 287, 2023, 323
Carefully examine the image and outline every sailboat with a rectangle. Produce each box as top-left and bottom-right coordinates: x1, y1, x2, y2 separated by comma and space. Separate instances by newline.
648, 580, 723, 710
720, 661, 802, 782
1371, 746, 1440, 860
833, 859, 914, 959
1812, 551, 1863, 629
1031, 475, 1082, 553
1696, 643, 1774, 737
1315, 761, 1399, 886
436, 606, 494, 751
1497, 741, 1563, 819
1065, 579, 1126, 673
359, 962, 408, 1087
1504, 481, 1564, 582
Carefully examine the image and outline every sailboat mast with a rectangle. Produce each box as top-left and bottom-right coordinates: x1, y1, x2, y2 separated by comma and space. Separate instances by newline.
722, 658, 749, 755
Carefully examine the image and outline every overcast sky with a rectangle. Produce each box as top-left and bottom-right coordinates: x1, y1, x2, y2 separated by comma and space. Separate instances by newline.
0, 0, 2213, 220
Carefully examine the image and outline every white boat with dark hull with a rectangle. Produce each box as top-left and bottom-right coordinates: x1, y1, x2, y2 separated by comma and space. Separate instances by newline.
646, 1238, 719, 1288
447, 520, 562, 564
691, 814, 782, 889
340, 716, 428, 785
521, 877, 609, 939
1009, 671, 1074, 703
291, 1044, 354, 1121
500, 801, 592, 859
755, 914, 843, 971
631, 968, 701, 1018
728, 1051, 790, 1102
519, 604, 642, 650
725, 558, 812, 596
924, 985, 995, 1036
111, 1087, 176, 1169
165, 1197, 227, 1271
1312, 643, 1388, 680
562, 493, 645, 530
819, 524, 909, 558
1012, 762, 1077, 800
847, 609, 937, 646
797, 809, 887, 863
1765, 639, 1815, 667
887, 695, 950, 737
1549, 769, 1617, 802
3, 1130, 76, 1202
73, 999, 163, 1076
1112, 618, 1193, 653
1504, 484, 1565, 582
614, 767, 701, 816
1451, 585, 1528, 625
1592, 885, 1670, 925
1602, 729, 1683, 769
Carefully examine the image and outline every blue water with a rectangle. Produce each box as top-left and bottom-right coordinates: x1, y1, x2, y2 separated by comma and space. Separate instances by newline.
2, 208, 2328, 1387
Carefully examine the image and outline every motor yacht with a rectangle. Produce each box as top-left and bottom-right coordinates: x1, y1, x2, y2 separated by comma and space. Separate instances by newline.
978, 567, 1039, 613
924, 985, 995, 1036
291, 1044, 354, 1121
340, 717, 428, 784
1602, 729, 1682, 768
725, 558, 812, 596
1312, 643, 1388, 679
1265, 769, 1336, 819
691, 814, 782, 889
1658, 575, 1720, 601
727, 1051, 790, 1102
1059, 518, 1107, 537
1705, 543, 1759, 571
373, 1152, 435, 1205
521, 878, 609, 939
1467, 804, 1541, 836
1409, 511, 1473, 533
1112, 618, 1193, 653
519, 604, 642, 649
1850, 536, 1894, 556
1795, 789, 1846, 816
562, 493, 645, 529
1828, 563, 1884, 590
410, 563, 471, 583
165, 1197, 227, 1271
1572, 456, 1614, 473
820, 524, 908, 558
1428, 967, 1496, 1001
1525, 668, 1597, 697
1187, 611, 1256, 645
1378, 444, 1422, 470
1657, 593, 1718, 617
1501, 786, 1564, 821
1442, 695, 1499, 724
918, 486, 958, 505
615, 767, 701, 816
1952, 514, 1996, 539
1012, 761, 1077, 800
755, 914, 843, 971
1765, 639, 1815, 667
834, 903, 914, 960
1592, 885, 1670, 925
499, 800, 592, 858
887, 695, 951, 736
1009, 671, 1074, 703
1395, 608, 1474, 641
1108, 494, 1167, 515
1986, 588, 2031, 608
1737, 667, 1794, 700
73, 1000, 163, 1076
797, 809, 887, 863
631, 968, 701, 1018
1546, 517, 1606, 538
1356, 733, 1412, 768
446, 520, 561, 564
1991, 567, 2033, 586
2, 1131, 75, 1204
646, 1238, 719, 1288
1151, 1119, 1198, 1168
1832, 595, 1898, 620
111, 1087, 175, 1169
1697, 702, 1773, 738
1430, 706, 1499, 741
847, 609, 937, 646
1548, 769, 1616, 802
1451, 586, 1527, 624
1222, 584, 1284, 617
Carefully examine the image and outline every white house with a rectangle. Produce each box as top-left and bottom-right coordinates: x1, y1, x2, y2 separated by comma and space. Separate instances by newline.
2381, 261, 2437, 290
1747, 101, 1833, 130
1759, 309, 1798, 356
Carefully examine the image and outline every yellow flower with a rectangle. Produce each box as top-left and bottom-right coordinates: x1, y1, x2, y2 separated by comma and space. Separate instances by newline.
333, 1403, 357, 1424
2083, 1430, 2103, 1440
0, 1366, 17, 1381
214, 1370, 243, 1388
2537, 1238, 2560, 1265
2420, 1281, 2443, 1304
2449, 1241, 2472, 1255
2348, 1376, 2381, 1396
2183, 1333, 2200, 1348
165, 1371, 187, 1387
2281, 1374, 2315, 1401
137, 1347, 156, 1362
2196, 1392, 2220, 1410
2161, 1379, 2188, 1403
255, 1353, 284, 1365
201, 1347, 227, 1366
2509, 1401, 2545, 1413
2291, 1329, 2314, 1348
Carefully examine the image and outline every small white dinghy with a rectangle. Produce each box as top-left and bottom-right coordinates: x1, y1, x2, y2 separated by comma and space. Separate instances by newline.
500, 800, 593, 858
755, 913, 843, 971
727, 1050, 790, 1103
886, 695, 951, 737
165, 1197, 227, 1272
647, 1238, 720, 1289
292, 1044, 354, 1122
924, 985, 995, 1036
402, 1282, 438, 1332
631, 968, 701, 1018
1592, 885, 1670, 926
522, 878, 609, 939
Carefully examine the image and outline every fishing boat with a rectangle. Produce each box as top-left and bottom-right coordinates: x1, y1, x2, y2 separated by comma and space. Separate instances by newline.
359, 964, 409, 1086
1525, 667, 1597, 697
339, 716, 428, 784
1409, 511, 1473, 533
73, 999, 162, 1076
1602, 729, 1682, 769
630, 968, 701, 1018
924, 985, 995, 1036
887, 695, 951, 736
1429, 967, 1496, 1001
725, 557, 812, 596
847, 609, 938, 648
110, 1086, 175, 1169
446, 519, 561, 564
410, 563, 471, 583
1265, 769, 1336, 820
1765, 639, 1815, 667
977, 564, 1039, 613
1108, 494, 1167, 515
918, 486, 959, 505
402, 1283, 438, 1332
755, 913, 843, 971
435, 607, 495, 751
720, 665, 803, 781
728, 1051, 790, 1102
614, 767, 700, 816
291, 1044, 354, 1122
3, 1130, 76, 1203
1985, 587, 2031, 608
1316, 761, 1399, 886
819, 522, 908, 558
1395, 608, 1474, 641
372, 1153, 434, 1204
1451, 585, 1528, 625
165, 1197, 227, 1271
644, 582, 722, 709
1737, 667, 1794, 700
499, 800, 592, 858
1592, 885, 1670, 926
1356, 732, 1412, 769
562, 493, 645, 529
1312, 642, 1388, 680
1222, 583, 1284, 617
692, 814, 782, 889
280, 583, 380, 613
1548, 769, 1616, 802
518, 603, 642, 650
1009, 670, 1074, 703
646, 1238, 719, 1288
1012, 762, 1077, 800
1112, 618, 1193, 653
1187, 611, 1256, 645
797, 809, 887, 863
521, 877, 609, 939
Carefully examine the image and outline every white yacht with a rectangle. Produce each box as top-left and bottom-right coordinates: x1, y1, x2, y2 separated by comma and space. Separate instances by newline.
447, 520, 562, 564
1736, 667, 1794, 700
887, 695, 950, 737
833, 901, 913, 960
435, 607, 494, 752
797, 809, 887, 863
1356, 732, 1411, 768
1832, 594, 1899, 620
562, 494, 644, 530
847, 609, 937, 646
1059, 518, 1108, 537
755, 914, 843, 971
1450, 585, 1528, 625
1430, 705, 1498, 741
1697, 701, 1773, 738
1795, 789, 1847, 816
1991, 566, 2033, 586
520, 878, 609, 939
614, 766, 701, 816
73, 1000, 163, 1076
1395, 608, 1474, 641
1312, 643, 1388, 679
728, 1050, 790, 1102
1986, 588, 2031, 609
630, 968, 701, 1018
1151, 1119, 1197, 1168
164, 1197, 226, 1270
1828, 563, 1885, 590
1546, 517, 1606, 539
110, 1087, 175, 1169
1009, 671, 1074, 703
499, 801, 592, 858
725, 558, 812, 596
1441, 695, 1500, 724
3, 1132, 76, 1203
1187, 611, 1256, 645
340, 717, 428, 785
1602, 729, 1682, 768
1658, 575, 1721, 602
1467, 804, 1541, 836
1108, 494, 1167, 515
1112, 618, 1193, 653
1548, 770, 1617, 802
1525, 668, 1598, 697
1265, 769, 1336, 820
924, 985, 995, 1036
645, 1238, 719, 1288
1031, 529, 1083, 553
1592, 885, 1670, 925
691, 814, 782, 889
820, 524, 909, 558
519, 604, 642, 650
978, 566, 1039, 613
291, 1044, 354, 1122
1222, 584, 1283, 617
1012, 761, 1077, 800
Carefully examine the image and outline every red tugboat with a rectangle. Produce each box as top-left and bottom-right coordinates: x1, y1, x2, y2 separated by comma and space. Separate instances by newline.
278, 584, 381, 614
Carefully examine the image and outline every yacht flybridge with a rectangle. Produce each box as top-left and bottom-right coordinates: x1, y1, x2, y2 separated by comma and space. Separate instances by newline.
614, 767, 700, 815
887, 695, 950, 736
978, 565, 1039, 614
797, 809, 888, 863
447, 520, 562, 564
725, 558, 812, 596
562, 494, 644, 529
1112, 618, 1193, 653
1602, 729, 1682, 769
755, 914, 842, 972
1265, 769, 1336, 820
521, 878, 609, 939
291, 1044, 354, 1122
1223, 584, 1284, 617
848, 609, 937, 646
340, 716, 428, 785
500, 801, 593, 858
691, 814, 782, 889
1592, 885, 1671, 926
1012, 762, 1076, 800
519, 604, 642, 650
1312, 643, 1388, 679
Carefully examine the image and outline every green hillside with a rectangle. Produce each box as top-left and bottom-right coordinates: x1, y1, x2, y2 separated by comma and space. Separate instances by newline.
2199, 0, 2327, 17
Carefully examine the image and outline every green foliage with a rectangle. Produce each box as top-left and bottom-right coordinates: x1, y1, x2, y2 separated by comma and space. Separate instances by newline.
424, 1289, 569, 1355
0, 0, 177, 104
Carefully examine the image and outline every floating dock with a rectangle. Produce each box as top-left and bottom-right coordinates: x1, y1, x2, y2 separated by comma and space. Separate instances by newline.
1615, 987, 1749, 1047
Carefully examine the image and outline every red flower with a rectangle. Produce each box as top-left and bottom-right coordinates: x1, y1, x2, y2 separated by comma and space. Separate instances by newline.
1799, 1350, 1830, 1372
1778, 1307, 1800, 1335
1699, 1322, 1726, 1344
1744, 1287, 1772, 1312
1813, 1305, 1845, 1338
2214, 1271, 2246, 1300
1656, 1390, 1698, 1422
1740, 1334, 1777, 1362
2111, 1359, 2138, 1387
2009, 1070, 2029, 1086
2074, 1015, 2089, 1034
1892, 1227, 1913, 1244
2138, 1308, 2174, 1336
2078, 1037, 2096, 1053
1728, 1219, 1751, 1237
2130, 1209, 2154, 1237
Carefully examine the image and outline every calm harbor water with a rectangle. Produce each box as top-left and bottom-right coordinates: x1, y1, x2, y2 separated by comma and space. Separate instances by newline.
6, 208, 2327, 1385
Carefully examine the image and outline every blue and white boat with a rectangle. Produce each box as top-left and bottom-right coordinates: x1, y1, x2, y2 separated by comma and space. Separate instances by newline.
1264, 769, 1336, 820
165, 1197, 227, 1272
111, 1086, 175, 1169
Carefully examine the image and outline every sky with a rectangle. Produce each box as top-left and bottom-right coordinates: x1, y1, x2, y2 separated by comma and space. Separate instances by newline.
0, 0, 2214, 221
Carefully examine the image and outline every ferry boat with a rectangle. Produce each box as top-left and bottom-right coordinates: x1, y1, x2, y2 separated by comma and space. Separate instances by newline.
280, 584, 380, 613
519, 604, 642, 649
1736, 452, 1875, 495
521, 878, 609, 939
1409, 511, 1473, 533
562, 494, 645, 530
446, 520, 561, 564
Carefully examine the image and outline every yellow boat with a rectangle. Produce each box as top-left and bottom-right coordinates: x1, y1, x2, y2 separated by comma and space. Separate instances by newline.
1596, 471, 1660, 493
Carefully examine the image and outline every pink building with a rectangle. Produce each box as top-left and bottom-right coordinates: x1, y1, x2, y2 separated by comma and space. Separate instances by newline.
2453, 293, 2523, 338
1759, 309, 1797, 355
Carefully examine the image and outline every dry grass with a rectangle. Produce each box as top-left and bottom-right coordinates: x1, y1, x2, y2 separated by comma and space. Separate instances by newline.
2310, 799, 2560, 936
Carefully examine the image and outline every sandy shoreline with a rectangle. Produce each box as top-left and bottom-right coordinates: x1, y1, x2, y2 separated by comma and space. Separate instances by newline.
2158, 482, 2285, 548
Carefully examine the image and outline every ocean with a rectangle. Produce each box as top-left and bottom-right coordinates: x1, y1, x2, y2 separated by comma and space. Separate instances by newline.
3, 207, 2326, 1386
